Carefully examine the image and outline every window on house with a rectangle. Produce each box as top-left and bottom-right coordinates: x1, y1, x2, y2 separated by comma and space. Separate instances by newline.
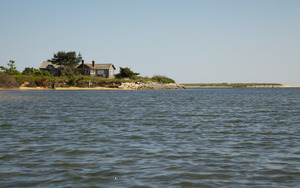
97, 70, 104, 75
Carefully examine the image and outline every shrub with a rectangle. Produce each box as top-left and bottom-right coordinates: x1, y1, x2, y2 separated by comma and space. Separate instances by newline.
34, 70, 45, 76
12, 75, 35, 85
115, 67, 140, 79
42, 70, 52, 76
0, 72, 20, 88
151, 75, 175, 83
22, 67, 38, 75
35, 77, 48, 87
67, 77, 77, 86
76, 80, 89, 87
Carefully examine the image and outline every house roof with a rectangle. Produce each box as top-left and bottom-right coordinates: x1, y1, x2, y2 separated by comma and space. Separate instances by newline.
39, 61, 61, 69
76, 63, 93, 69
76, 63, 116, 70
94, 64, 116, 70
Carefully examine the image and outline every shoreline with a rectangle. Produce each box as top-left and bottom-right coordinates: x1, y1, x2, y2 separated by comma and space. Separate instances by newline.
0, 86, 126, 91
1, 85, 300, 91
185, 85, 300, 88
0, 83, 187, 91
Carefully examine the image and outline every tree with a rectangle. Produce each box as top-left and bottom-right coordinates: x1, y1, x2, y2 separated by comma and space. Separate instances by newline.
22, 67, 52, 76
48, 51, 82, 76
22, 67, 38, 75
115, 67, 140, 79
48, 51, 82, 67
0, 60, 20, 75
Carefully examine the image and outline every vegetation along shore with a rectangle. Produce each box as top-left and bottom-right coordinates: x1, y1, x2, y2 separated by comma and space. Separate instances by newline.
1, 51, 298, 90
182, 83, 300, 88
0, 51, 186, 90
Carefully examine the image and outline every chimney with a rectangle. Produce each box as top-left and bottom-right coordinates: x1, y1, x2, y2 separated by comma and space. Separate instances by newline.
81, 60, 85, 74
92, 61, 95, 68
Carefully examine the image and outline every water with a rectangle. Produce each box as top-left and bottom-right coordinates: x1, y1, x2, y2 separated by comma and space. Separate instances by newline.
1, 88, 300, 187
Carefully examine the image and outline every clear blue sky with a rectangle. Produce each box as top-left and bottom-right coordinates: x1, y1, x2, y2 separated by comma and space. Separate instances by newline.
1, 0, 299, 85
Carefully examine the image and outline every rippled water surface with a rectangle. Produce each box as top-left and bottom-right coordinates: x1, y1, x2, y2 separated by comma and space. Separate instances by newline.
1, 88, 300, 187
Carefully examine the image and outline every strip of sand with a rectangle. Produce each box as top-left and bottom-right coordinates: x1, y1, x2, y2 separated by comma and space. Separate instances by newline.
0, 86, 126, 91
280, 85, 300, 88
1, 85, 300, 91
185, 85, 300, 88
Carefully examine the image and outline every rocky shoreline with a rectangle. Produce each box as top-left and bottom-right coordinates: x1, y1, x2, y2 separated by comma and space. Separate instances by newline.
118, 82, 187, 90
0, 82, 187, 90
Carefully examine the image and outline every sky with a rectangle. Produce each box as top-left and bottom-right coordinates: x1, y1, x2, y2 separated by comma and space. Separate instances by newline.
0, 0, 299, 85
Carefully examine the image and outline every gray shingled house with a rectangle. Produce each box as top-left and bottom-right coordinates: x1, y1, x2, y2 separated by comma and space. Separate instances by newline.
76, 60, 116, 78
39, 61, 61, 76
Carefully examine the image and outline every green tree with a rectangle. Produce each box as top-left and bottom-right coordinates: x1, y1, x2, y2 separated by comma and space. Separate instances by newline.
0, 60, 20, 75
22, 67, 38, 75
48, 51, 82, 76
32, 70, 52, 77
115, 67, 140, 79
48, 51, 82, 67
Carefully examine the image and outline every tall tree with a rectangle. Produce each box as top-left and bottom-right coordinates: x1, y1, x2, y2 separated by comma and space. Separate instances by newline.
0, 60, 20, 75
48, 51, 82, 67
48, 51, 82, 76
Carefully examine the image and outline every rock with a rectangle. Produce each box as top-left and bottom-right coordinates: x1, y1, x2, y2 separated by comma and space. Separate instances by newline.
118, 82, 187, 90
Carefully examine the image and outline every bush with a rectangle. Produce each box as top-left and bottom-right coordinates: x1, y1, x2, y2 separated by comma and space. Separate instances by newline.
67, 77, 77, 86
0, 72, 20, 88
42, 70, 52, 76
76, 80, 89, 87
115, 67, 140, 79
22, 67, 37, 75
33, 70, 43, 76
151, 75, 175, 83
35, 77, 48, 87
12, 75, 35, 85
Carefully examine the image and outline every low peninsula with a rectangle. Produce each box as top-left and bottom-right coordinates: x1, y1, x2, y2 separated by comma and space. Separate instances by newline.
182, 83, 300, 88
0, 72, 186, 90
0, 56, 186, 90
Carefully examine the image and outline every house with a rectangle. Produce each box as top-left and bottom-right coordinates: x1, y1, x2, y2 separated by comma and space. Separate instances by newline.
76, 60, 116, 78
39, 61, 61, 76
